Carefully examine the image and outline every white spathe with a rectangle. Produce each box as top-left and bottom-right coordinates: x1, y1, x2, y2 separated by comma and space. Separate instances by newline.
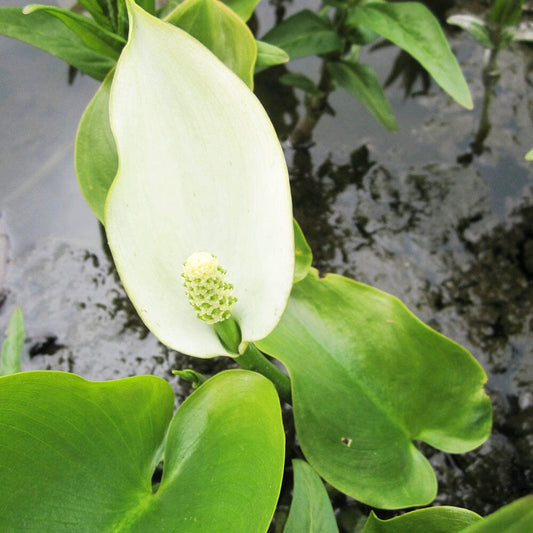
105, 0, 294, 357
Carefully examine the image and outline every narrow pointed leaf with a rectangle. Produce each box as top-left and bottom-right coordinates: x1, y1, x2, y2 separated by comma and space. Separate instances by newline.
447, 15, 493, 49
328, 60, 398, 131
347, 2, 473, 109
293, 219, 313, 283
526, 147, 533, 160
362, 507, 481, 532
0, 307, 24, 376
76, 71, 117, 223
257, 269, 492, 509
255, 40, 290, 73
0, 7, 114, 81
166, 0, 257, 88
280, 72, 322, 96
77, 0, 113, 30
106, 1, 294, 357
262, 9, 344, 60
23, 4, 125, 60
0, 369, 284, 531
489, 0, 523, 27
284, 460, 339, 533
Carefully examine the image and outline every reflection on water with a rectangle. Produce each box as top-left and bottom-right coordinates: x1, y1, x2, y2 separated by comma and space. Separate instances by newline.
0, 0, 531, 519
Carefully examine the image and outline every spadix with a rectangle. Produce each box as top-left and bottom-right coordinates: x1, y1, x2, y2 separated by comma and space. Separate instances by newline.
105, 0, 294, 357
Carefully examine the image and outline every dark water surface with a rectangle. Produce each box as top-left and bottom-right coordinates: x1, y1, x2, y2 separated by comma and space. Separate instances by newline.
0, 0, 531, 523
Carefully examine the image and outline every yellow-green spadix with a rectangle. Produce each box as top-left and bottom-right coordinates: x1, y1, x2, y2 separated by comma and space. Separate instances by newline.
105, 0, 294, 357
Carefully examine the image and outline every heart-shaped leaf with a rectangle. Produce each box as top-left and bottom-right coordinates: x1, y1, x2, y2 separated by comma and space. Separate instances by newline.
257, 269, 492, 509
0, 369, 284, 531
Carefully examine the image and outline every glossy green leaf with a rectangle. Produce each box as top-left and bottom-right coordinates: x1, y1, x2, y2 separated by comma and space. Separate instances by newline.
0, 371, 174, 530
257, 269, 492, 509
224, 0, 261, 21
284, 459, 339, 533
347, 2, 473, 109
255, 40, 290, 73
0, 369, 284, 531
106, 0, 294, 357
0, 7, 114, 81
327, 60, 398, 131
293, 218, 313, 283
489, 0, 523, 27
461, 495, 533, 533
447, 14, 493, 49
166, 0, 257, 88
23, 4, 125, 60
362, 507, 481, 532
262, 9, 344, 60
0, 307, 24, 376
75, 71, 117, 223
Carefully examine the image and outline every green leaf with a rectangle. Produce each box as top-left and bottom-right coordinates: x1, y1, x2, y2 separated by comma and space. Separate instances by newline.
136, 0, 156, 14
0, 7, 114, 81
0, 369, 285, 531
489, 0, 523, 27
77, 0, 113, 30
327, 60, 398, 131
106, 0, 294, 357
280, 72, 322, 96
223, 0, 261, 21
262, 9, 344, 60
172, 368, 207, 387
257, 269, 492, 509
0, 307, 24, 376
255, 40, 290, 73
461, 495, 533, 533
166, 0, 257, 88
293, 218, 313, 283
75, 71, 117, 223
362, 507, 481, 532
347, 2, 473, 109
447, 14, 493, 49
23, 4, 126, 60
525, 147, 533, 160
284, 460, 339, 533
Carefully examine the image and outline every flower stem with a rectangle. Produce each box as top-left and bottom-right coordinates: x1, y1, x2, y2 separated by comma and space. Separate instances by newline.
236, 343, 292, 405
213, 317, 241, 354
214, 316, 292, 403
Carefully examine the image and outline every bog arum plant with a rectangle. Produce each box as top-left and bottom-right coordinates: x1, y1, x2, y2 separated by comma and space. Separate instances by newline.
106, 0, 294, 358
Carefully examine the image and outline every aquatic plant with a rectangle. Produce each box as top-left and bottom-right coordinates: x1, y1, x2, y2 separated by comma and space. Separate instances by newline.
0, 1, 530, 531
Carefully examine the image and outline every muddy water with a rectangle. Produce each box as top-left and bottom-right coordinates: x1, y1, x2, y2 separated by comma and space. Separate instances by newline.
0, 0, 532, 520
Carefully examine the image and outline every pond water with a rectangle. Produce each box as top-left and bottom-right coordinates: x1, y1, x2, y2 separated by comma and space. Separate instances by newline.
0, 0, 531, 524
